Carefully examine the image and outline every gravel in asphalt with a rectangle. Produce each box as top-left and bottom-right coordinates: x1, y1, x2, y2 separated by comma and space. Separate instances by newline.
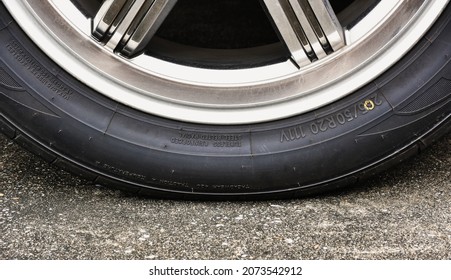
0, 133, 450, 259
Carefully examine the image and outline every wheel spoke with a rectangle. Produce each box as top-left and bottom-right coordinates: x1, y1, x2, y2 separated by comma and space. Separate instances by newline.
262, 0, 345, 67
92, 0, 177, 57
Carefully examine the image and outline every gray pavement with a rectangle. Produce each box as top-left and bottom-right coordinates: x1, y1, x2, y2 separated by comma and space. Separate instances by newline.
0, 133, 450, 260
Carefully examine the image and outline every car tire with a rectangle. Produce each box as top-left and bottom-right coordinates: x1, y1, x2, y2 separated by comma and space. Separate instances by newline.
0, 1, 450, 199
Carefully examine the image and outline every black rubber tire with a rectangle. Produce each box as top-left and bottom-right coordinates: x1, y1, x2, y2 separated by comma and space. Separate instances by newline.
1, 3, 450, 199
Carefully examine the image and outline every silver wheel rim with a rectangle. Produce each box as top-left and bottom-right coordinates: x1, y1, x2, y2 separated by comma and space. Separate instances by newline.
4, 0, 449, 124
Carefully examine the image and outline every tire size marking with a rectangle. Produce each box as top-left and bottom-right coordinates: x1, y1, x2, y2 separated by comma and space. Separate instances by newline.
280, 94, 383, 143
171, 132, 242, 148
6, 40, 73, 100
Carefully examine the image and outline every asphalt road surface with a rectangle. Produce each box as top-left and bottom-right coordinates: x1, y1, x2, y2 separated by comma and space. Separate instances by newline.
0, 133, 450, 260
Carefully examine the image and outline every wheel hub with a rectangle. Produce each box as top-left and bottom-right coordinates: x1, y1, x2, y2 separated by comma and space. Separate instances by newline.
3, 0, 448, 124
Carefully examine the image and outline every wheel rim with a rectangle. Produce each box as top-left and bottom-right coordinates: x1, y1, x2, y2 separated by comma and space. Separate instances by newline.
3, 0, 449, 124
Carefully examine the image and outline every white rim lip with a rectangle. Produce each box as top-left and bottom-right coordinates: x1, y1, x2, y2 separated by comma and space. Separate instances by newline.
3, 0, 449, 124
